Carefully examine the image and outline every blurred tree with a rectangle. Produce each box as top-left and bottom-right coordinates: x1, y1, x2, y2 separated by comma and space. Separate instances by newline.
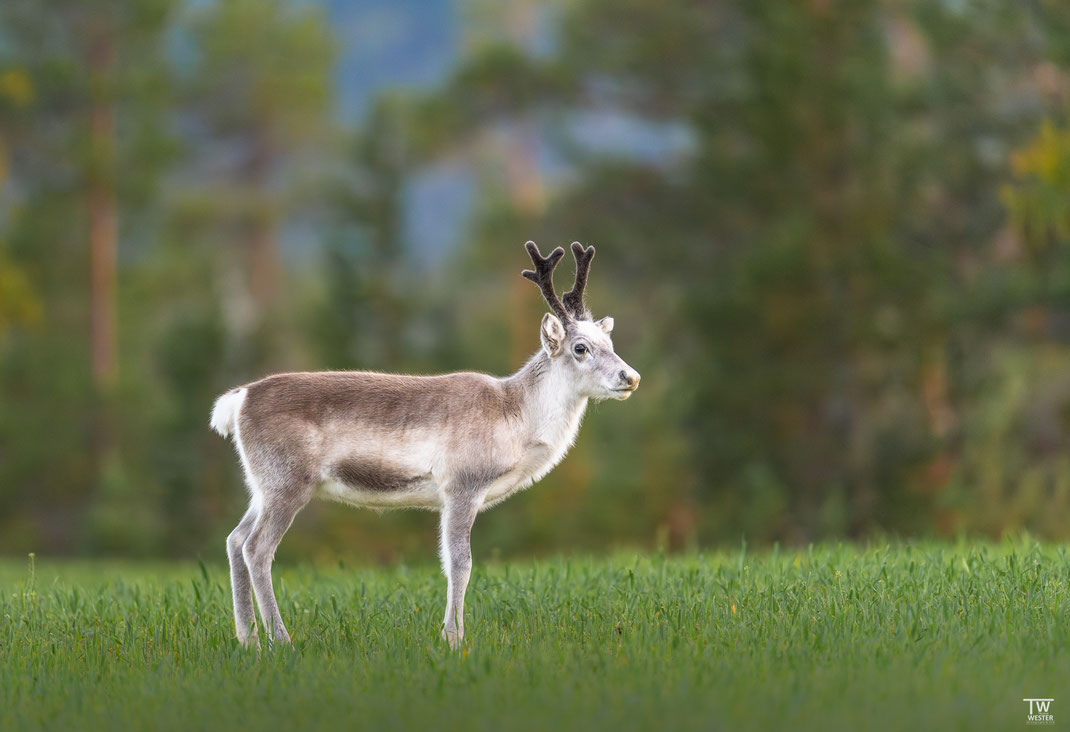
3, 0, 1070, 558
308, 96, 412, 372
0, 0, 175, 551
1004, 120, 1070, 249
931, 0, 1070, 537
0, 70, 40, 338
124, 0, 338, 554
180, 0, 334, 372
0, 250, 40, 336
397, 0, 1070, 547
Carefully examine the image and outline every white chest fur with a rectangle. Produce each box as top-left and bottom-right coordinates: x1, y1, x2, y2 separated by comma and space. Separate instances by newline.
481, 394, 588, 507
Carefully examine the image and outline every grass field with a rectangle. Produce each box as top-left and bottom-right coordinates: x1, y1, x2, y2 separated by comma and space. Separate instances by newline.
2, 540, 1067, 731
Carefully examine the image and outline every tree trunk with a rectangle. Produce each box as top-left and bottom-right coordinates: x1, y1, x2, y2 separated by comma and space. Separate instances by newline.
84, 17, 119, 551
243, 134, 282, 367
88, 23, 117, 391
245, 135, 280, 313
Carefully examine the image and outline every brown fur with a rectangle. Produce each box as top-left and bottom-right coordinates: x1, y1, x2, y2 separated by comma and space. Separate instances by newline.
331, 459, 427, 492
240, 370, 518, 435
521, 241, 570, 322
562, 242, 595, 321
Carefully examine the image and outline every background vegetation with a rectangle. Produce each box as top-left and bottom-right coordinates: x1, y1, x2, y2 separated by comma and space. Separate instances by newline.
4, 0, 1070, 560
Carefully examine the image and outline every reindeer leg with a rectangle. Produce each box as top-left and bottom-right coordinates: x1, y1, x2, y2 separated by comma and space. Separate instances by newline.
227, 505, 259, 647
440, 493, 482, 650
242, 482, 312, 647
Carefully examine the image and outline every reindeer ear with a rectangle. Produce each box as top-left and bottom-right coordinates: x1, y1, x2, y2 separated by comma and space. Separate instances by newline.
541, 313, 566, 356
596, 316, 614, 334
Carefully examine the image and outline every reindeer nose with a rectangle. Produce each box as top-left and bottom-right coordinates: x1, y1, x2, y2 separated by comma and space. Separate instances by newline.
620, 370, 640, 389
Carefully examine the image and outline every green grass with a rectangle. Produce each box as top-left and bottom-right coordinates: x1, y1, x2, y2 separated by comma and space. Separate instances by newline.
1, 541, 1068, 731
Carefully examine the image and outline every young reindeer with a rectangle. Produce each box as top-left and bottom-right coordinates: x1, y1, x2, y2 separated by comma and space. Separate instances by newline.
210, 241, 640, 648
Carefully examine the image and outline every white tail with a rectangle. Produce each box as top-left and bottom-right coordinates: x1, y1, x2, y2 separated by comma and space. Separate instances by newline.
210, 388, 247, 438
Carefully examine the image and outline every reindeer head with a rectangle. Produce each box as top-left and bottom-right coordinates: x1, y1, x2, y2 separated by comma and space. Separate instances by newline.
522, 241, 641, 401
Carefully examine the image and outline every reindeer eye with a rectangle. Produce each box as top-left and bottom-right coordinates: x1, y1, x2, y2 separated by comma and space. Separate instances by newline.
573, 344, 588, 356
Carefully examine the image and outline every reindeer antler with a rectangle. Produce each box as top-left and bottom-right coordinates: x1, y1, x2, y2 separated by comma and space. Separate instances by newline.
521, 241, 571, 322
562, 242, 595, 321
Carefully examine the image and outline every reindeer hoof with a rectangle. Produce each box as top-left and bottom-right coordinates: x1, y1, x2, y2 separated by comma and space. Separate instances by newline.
267, 635, 293, 651
236, 635, 262, 659
442, 627, 462, 650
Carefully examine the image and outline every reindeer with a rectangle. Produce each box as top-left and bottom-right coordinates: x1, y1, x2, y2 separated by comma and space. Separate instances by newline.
210, 241, 640, 649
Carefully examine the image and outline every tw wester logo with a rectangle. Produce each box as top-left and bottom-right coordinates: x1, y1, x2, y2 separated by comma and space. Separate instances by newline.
1023, 698, 1054, 726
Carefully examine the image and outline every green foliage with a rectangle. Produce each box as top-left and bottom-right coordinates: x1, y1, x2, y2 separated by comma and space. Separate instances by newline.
1, 543, 1067, 730
1004, 120, 1070, 251
185, 0, 333, 147
405, 0, 1070, 547
0, 0, 178, 554
5, 0, 1070, 557
0, 248, 40, 335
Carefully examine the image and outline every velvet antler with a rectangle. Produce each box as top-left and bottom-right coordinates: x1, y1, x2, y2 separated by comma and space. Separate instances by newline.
562, 242, 595, 321
521, 241, 570, 322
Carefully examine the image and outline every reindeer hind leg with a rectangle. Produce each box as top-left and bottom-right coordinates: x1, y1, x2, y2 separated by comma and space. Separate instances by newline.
227, 505, 259, 646
241, 476, 313, 647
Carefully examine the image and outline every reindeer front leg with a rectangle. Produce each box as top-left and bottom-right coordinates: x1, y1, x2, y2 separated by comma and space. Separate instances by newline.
439, 493, 481, 649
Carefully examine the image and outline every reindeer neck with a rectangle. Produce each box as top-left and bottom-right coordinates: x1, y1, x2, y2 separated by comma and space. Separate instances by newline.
505, 351, 589, 444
